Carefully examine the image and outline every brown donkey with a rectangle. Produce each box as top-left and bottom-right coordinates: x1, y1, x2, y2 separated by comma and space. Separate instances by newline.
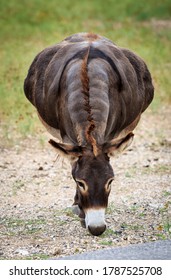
24, 33, 154, 236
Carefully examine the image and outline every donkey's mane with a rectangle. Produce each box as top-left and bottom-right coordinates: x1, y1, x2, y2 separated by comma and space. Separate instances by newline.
80, 46, 98, 157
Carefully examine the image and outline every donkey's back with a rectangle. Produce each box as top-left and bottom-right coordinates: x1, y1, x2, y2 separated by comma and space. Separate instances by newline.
24, 33, 154, 149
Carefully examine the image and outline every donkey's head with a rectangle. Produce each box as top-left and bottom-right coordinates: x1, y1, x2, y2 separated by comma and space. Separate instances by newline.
71, 151, 114, 236
49, 132, 133, 236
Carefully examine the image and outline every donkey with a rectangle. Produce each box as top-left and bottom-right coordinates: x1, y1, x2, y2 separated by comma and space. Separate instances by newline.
24, 33, 154, 236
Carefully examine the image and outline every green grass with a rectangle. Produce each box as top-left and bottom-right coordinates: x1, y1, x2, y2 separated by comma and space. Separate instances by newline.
142, 164, 171, 175
25, 254, 50, 260
0, 0, 171, 141
99, 240, 113, 246
12, 180, 25, 195
0, 217, 46, 236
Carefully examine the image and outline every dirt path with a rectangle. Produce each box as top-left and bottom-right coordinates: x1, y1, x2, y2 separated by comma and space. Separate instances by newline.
0, 107, 171, 259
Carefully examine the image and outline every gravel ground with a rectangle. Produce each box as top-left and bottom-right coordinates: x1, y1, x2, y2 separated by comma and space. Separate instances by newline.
0, 107, 171, 259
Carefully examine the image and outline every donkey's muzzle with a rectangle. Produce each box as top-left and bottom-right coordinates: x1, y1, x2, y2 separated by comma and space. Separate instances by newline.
85, 208, 106, 236
88, 224, 106, 236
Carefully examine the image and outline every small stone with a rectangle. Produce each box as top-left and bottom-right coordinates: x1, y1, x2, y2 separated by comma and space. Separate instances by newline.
52, 248, 62, 256
63, 186, 70, 189
15, 248, 29, 256
38, 166, 43, 170
123, 236, 128, 240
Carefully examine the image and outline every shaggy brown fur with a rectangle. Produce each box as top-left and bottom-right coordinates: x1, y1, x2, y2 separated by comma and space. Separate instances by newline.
24, 32, 154, 152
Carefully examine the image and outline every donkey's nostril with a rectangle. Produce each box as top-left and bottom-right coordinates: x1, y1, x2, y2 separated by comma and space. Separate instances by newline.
88, 224, 106, 236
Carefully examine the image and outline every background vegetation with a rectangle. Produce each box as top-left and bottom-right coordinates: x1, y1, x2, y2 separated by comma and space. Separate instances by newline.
0, 0, 171, 141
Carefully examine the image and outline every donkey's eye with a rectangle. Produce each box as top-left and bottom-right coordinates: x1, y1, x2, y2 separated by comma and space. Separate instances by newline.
76, 180, 85, 190
77, 181, 84, 188
106, 178, 114, 192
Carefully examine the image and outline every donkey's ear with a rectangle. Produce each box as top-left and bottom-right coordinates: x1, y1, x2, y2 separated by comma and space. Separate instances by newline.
104, 132, 134, 157
49, 139, 83, 162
